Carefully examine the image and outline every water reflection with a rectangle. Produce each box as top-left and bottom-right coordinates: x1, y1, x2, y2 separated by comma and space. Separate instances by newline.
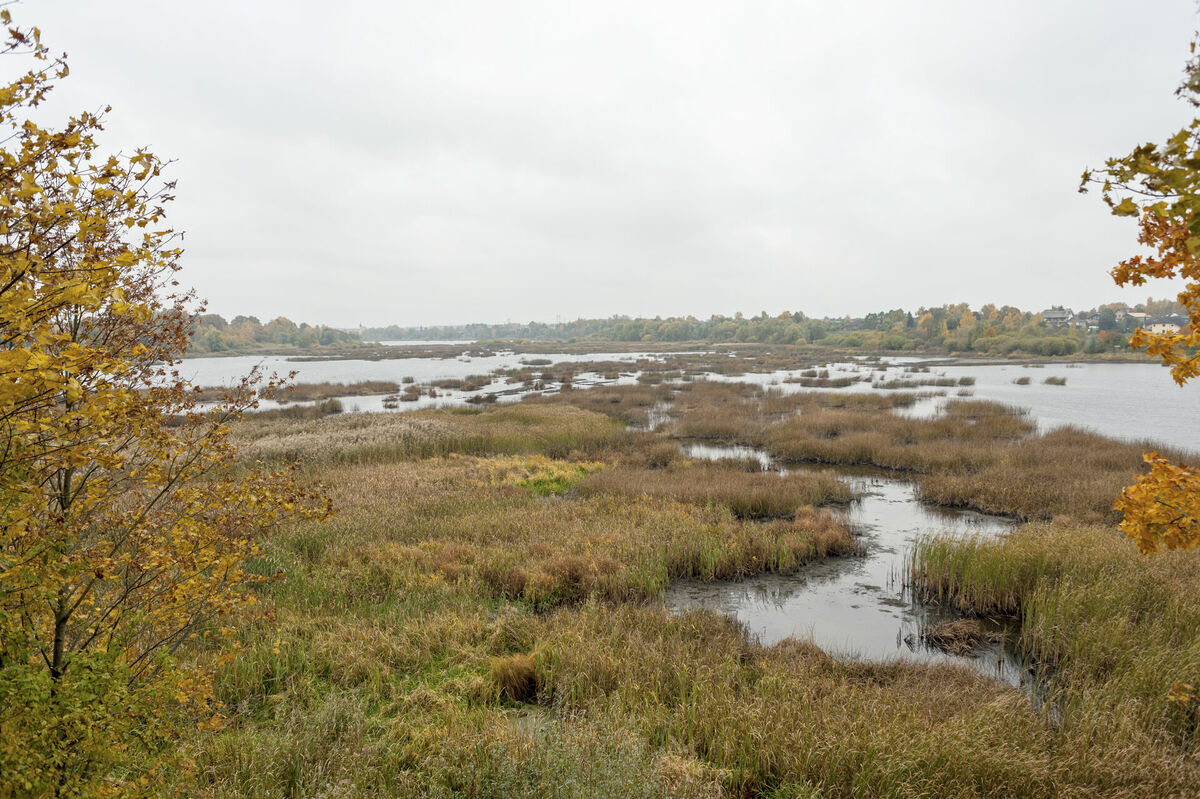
663, 466, 1031, 686
181, 349, 1200, 452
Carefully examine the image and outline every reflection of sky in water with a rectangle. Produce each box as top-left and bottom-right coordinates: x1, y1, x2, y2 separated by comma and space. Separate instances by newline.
180, 351, 1200, 453
663, 475, 1028, 685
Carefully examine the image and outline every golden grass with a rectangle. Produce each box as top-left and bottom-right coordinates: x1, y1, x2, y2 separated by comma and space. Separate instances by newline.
489, 653, 539, 702
233, 404, 631, 465
174, 403, 1200, 797
264, 456, 861, 610
575, 461, 854, 518
764, 399, 1033, 472
910, 521, 1200, 754
916, 427, 1156, 521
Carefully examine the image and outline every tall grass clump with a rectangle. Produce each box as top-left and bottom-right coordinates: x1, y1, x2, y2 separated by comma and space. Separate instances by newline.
764, 399, 1032, 473
575, 462, 853, 518
916, 427, 1160, 521
910, 522, 1200, 748
234, 405, 631, 465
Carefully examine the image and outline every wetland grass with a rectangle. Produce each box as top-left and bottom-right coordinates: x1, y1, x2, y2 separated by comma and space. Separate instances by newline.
523, 382, 677, 427
193, 379, 398, 403
915, 427, 1161, 521
910, 521, 1200, 751
576, 462, 855, 519
764, 399, 1033, 473
190, 397, 1200, 797
233, 404, 632, 465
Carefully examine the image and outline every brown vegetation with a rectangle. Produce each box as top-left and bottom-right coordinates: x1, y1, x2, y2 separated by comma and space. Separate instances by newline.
576, 462, 853, 518
916, 427, 1165, 522
910, 618, 1000, 655
193, 379, 398, 403
189, 397, 1200, 797
764, 399, 1033, 472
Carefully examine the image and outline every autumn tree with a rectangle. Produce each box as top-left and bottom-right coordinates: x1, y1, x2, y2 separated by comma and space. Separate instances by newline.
1081, 34, 1200, 557
0, 17, 329, 795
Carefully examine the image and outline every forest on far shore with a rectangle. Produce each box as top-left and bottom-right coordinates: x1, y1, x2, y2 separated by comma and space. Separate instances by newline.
189, 298, 1187, 356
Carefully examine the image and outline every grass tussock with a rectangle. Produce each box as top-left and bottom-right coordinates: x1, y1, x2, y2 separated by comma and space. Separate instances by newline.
912, 618, 1000, 655
489, 653, 539, 702
576, 461, 854, 518
910, 521, 1200, 751
166, 396, 1200, 798
916, 427, 1160, 521
233, 404, 631, 465
765, 399, 1033, 473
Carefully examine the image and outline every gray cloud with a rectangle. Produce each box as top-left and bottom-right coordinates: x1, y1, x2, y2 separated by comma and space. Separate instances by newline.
31, 0, 1198, 325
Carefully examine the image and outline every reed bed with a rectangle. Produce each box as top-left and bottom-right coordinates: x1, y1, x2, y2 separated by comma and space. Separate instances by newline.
764, 399, 1033, 473
910, 522, 1200, 752
916, 427, 1157, 521
784, 375, 862, 388
523, 383, 676, 426
243, 398, 345, 422
183, 405, 1200, 798
665, 382, 767, 442
194, 380, 398, 403
665, 385, 924, 445
575, 462, 854, 518
871, 377, 959, 389
261, 456, 861, 611
233, 405, 631, 465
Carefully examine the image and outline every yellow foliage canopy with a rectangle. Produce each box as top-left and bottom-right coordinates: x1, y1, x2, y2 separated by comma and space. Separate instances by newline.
1084, 38, 1200, 557
0, 15, 330, 795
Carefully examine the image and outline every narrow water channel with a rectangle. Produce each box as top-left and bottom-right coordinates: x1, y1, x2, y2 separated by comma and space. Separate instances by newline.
665, 445, 1031, 686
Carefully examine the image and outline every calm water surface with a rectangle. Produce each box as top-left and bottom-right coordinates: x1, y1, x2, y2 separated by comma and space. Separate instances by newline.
178, 349, 1200, 451
662, 472, 1027, 685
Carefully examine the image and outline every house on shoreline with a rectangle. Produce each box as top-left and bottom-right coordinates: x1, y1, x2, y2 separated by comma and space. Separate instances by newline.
1041, 307, 1073, 327
1144, 315, 1189, 334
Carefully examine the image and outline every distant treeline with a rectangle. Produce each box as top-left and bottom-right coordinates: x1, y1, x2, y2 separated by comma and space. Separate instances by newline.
191, 298, 1187, 356
361, 299, 1187, 355
188, 314, 360, 353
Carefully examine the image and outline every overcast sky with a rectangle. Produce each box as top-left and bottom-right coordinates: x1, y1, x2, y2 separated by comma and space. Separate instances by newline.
29, 1, 1200, 327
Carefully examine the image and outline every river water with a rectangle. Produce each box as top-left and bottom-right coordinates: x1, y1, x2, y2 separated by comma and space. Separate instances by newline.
663, 470, 1026, 685
178, 349, 1200, 452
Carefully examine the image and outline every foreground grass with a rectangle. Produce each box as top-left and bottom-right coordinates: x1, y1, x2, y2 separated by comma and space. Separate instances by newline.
169, 395, 1200, 797
911, 523, 1200, 763
174, 401, 1200, 797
